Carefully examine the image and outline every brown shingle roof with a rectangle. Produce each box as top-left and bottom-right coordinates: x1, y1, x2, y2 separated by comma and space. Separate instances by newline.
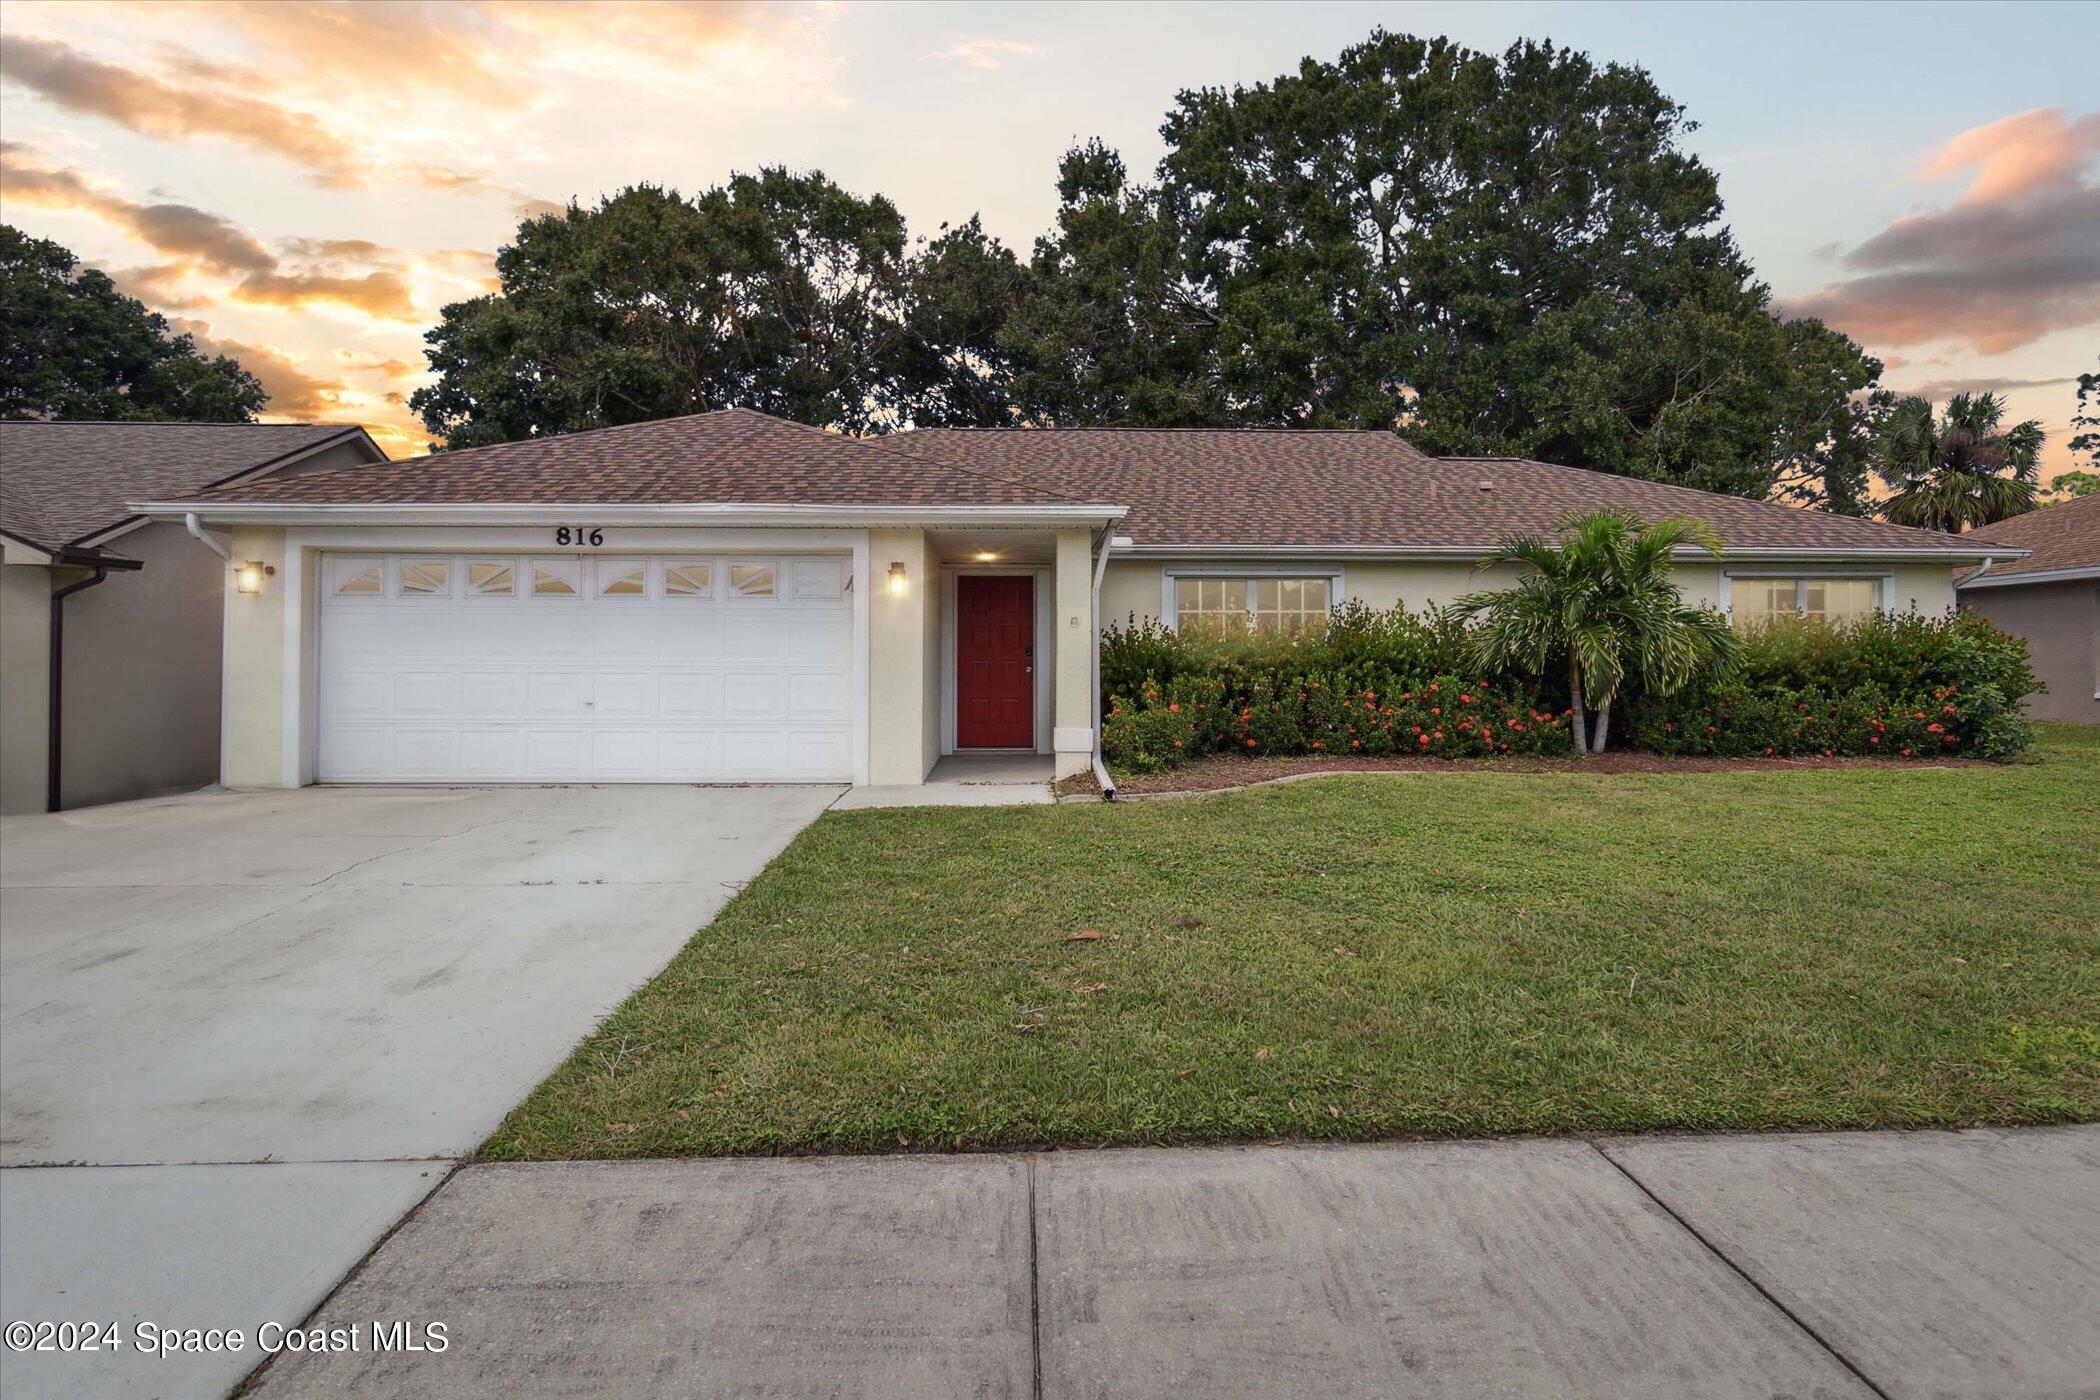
185, 409, 1095, 508
0, 420, 366, 551
902, 427, 1985, 554
1959, 494, 2100, 582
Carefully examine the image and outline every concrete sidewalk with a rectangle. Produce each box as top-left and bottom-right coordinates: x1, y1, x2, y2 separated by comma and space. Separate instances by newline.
239, 1124, 2099, 1400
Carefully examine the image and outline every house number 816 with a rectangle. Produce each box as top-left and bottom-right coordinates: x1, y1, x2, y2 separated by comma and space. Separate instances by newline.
555, 527, 604, 546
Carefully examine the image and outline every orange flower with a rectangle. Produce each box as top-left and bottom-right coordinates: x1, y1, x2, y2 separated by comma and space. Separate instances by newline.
1927, 722, 1943, 734
1168, 702, 1180, 713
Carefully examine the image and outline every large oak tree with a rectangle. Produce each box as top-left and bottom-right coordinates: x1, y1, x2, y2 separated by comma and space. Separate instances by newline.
1008, 32, 1885, 504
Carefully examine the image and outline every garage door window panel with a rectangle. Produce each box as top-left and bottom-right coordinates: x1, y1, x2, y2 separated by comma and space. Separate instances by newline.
468, 561, 518, 597
398, 561, 451, 597
729, 563, 776, 599
531, 559, 581, 597
663, 562, 711, 598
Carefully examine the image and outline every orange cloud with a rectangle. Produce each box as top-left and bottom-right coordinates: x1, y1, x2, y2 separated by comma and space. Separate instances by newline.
230, 269, 416, 319
0, 142, 274, 271
174, 319, 351, 418
1781, 108, 2100, 355
1, 34, 367, 184
1920, 107, 2100, 203
3, 144, 423, 320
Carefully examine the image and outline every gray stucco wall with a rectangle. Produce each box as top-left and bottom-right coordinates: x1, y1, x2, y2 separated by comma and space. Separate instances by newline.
1962, 579, 2100, 724
1, 563, 53, 814
58, 521, 227, 808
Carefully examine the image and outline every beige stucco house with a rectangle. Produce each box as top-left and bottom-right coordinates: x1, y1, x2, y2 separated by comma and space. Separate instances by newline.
132, 408, 2005, 797
0, 421, 386, 814
1958, 494, 2099, 723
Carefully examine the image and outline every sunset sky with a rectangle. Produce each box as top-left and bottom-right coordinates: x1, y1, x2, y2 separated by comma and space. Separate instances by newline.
1, 0, 2092, 481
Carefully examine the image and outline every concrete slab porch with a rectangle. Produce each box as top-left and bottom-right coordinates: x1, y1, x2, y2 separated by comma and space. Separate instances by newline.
831, 753, 1055, 809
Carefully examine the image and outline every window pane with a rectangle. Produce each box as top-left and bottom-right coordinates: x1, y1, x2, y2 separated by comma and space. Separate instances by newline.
1806, 578, 1877, 622
729, 564, 774, 597
600, 565, 646, 597
1733, 579, 1798, 627
1247, 577, 1330, 634
468, 562, 515, 596
664, 562, 710, 598
1175, 577, 1251, 633
533, 563, 579, 596
399, 561, 449, 595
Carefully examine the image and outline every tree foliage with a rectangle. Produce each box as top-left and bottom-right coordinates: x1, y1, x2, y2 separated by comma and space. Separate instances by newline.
1450, 509, 1736, 754
1876, 392, 2044, 533
2069, 360, 2099, 476
412, 30, 1886, 511
1005, 32, 1885, 504
0, 224, 264, 422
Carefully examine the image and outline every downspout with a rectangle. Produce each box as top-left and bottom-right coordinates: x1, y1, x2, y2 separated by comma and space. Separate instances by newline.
1089, 531, 1123, 801
47, 563, 111, 812
186, 512, 232, 563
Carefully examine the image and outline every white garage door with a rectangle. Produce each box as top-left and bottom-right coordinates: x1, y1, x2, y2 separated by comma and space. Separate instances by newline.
318, 554, 854, 783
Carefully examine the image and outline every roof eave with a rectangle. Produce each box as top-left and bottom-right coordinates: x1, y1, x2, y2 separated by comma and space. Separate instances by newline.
1956, 563, 2100, 590
131, 501, 1128, 529
1113, 542, 2023, 564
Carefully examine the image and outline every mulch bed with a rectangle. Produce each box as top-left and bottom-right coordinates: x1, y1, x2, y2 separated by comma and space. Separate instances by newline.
1058, 750, 1984, 798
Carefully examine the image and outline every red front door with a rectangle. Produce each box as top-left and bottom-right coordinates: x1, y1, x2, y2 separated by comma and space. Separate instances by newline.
956, 575, 1035, 748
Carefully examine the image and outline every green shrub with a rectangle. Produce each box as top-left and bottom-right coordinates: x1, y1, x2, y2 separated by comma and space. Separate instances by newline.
1103, 606, 2038, 769
1623, 613, 2037, 760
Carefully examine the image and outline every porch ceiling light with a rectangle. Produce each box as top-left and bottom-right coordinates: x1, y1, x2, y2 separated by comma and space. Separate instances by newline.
235, 560, 273, 595
887, 561, 908, 596
976, 550, 998, 562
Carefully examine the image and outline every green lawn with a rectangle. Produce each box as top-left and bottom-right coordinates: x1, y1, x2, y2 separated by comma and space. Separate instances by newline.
483, 725, 2100, 1160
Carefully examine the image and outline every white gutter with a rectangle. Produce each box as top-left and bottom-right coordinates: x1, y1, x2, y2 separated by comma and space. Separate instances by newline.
1957, 563, 2100, 590
1113, 542, 2024, 564
137, 501, 1127, 529
1090, 533, 1133, 801
184, 512, 232, 563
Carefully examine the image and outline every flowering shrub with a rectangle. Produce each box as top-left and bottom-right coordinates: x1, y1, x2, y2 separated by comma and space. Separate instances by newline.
1626, 613, 2039, 761
1101, 606, 2038, 769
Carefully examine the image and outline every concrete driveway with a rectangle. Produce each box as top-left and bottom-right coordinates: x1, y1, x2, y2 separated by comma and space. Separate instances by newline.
0, 783, 838, 1400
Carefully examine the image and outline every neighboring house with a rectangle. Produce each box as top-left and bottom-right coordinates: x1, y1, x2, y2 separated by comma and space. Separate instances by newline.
132, 408, 2007, 794
1956, 494, 2100, 723
0, 421, 388, 814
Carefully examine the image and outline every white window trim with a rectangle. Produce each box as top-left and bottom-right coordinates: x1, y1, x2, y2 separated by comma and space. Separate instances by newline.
1161, 565, 1345, 633
1719, 568, 1895, 624
941, 565, 1054, 756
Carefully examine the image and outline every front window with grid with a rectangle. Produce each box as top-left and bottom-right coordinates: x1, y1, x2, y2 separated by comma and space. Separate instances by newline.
1730, 576, 1881, 627
1174, 576, 1332, 634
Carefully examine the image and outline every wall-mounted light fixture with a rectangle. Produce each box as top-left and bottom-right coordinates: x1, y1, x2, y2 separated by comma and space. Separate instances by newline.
975, 550, 998, 562
887, 561, 907, 596
235, 560, 274, 595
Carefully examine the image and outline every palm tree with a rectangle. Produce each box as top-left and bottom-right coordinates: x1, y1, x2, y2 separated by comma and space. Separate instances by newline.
1878, 392, 2044, 532
1450, 510, 1737, 755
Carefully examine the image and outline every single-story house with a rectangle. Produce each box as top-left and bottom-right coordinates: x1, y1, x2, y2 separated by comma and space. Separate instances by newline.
1957, 493, 2099, 723
132, 408, 2008, 794
1, 420, 387, 814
